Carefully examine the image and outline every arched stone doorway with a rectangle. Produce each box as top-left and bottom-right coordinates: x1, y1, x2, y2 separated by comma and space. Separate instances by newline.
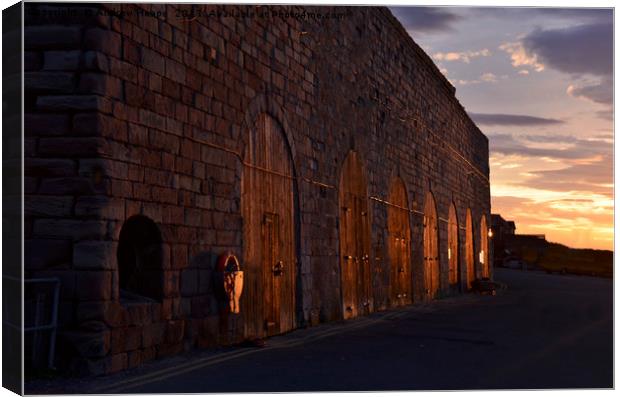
338, 151, 372, 319
387, 176, 412, 306
480, 215, 490, 278
423, 192, 439, 299
448, 203, 459, 288
465, 208, 475, 289
241, 113, 297, 337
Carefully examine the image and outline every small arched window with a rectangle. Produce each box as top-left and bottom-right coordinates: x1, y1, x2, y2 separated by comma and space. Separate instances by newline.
117, 215, 163, 301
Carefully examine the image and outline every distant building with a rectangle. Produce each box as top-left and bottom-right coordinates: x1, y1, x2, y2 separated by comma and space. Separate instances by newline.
490, 214, 516, 239
491, 214, 548, 268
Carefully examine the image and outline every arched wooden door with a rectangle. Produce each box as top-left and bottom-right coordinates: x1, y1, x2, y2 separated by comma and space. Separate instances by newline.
387, 177, 412, 306
423, 192, 439, 299
480, 215, 489, 278
242, 113, 296, 338
448, 203, 459, 287
465, 208, 475, 289
339, 151, 372, 319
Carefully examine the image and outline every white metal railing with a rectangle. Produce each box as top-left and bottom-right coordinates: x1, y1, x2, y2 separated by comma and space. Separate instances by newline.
3, 276, 60, 369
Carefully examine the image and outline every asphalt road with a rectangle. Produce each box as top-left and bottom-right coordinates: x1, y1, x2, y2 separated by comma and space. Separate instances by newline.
28, 268, 613, 393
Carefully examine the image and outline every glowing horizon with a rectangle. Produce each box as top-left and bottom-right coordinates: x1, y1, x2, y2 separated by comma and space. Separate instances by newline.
392, 6, 613, 251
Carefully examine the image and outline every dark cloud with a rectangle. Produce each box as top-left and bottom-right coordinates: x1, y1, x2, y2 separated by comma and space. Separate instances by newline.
523, 155, 613, 196
593, 132, 614, 140
489, 132, 611, 160
568, 77, 613, 105
532, 158, 611, 185
490, 130, 612, 198
469, 112, 564, 126
493, 196, 611, 228
471, 7, 612, 24
522, 134, 577, 143
523, 23, 613, 76
389, 7, 462, 33
549, 198, 595, 203
528, 8, 613, 23
595, 109, 614, 121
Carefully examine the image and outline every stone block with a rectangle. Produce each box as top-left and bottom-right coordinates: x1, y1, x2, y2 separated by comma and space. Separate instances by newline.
79, 158, 128, 180
110, 58, 138, 82
164, 320, 185, 344
180, 297, 192, 317
37, 177, 97, 195
38, 137, 109, 158
171, 245, 188, 270
75, 271, 112, 301
156, 187, 180, 205
73, 241, 117, 269
123, 40, 140, 64
34, 220, 107, 242
160, 298, 173, 321
25, 239, 73, 269
141, 47, 165, 75
110, 326, 142, 354
25, 114, 71, 136
124, 326, 143, 352
77, 301, 124, 327
164, 58, 186, 84
64, 328, 110, 358
25, 72, 74, 92
148, 129, 179, 153
125, 302, 151, 326
84, 28, 122, 58
37, 95, 112, 112
142, 322, 166, 347
139, 109, 166, 130
43, 50, 81, 70
190, 296, 210, 318
78, 73, 122, 99
25, 158, 76, 178
180, 268, 198, 296
83, 51, 109, 72
162, 271, 179, 298
25, 195, 73, 217
131, 182, 151, 201
24, 26, 82, 49
75, 195, 125, 220
108, 353, 128, 374
110, 179, 133, 199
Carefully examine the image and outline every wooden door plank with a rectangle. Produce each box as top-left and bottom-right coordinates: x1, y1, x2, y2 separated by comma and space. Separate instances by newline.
242, 113, 296, 339
466, 209, 475, 289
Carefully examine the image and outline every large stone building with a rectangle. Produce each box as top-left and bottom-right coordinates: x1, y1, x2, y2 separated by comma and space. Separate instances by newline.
24, 3, 491, 375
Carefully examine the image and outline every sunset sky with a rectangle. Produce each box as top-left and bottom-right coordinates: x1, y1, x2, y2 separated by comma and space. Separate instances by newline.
391, 6, 614, 250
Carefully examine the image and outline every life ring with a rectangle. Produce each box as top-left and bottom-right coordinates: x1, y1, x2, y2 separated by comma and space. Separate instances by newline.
217, 251, 241, 273
217, 251, 243, 314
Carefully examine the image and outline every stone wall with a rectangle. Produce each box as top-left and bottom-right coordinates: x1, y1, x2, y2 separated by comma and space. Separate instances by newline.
24, 3, 491, 375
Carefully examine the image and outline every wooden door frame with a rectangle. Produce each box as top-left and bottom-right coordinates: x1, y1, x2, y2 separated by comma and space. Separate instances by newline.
240, 112, 301, 338
423, 192, 439, 299
448, 202, 460, 288
480, 214, 489, 278
465, 208, 475, 290
338, 150, 372, 319
387, 176, 412, 306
